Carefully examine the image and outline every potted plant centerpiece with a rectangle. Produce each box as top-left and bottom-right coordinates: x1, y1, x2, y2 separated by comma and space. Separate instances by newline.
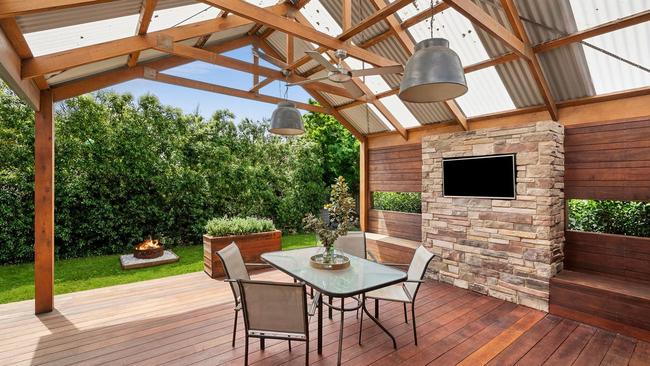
304, 177, 357, 268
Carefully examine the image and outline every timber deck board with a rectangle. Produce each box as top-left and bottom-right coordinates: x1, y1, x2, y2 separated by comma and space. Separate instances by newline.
0, 270, 648, 365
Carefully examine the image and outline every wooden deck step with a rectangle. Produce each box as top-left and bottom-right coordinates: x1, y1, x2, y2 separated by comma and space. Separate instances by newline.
366, 232, 419, 264
550, 270, 650, 342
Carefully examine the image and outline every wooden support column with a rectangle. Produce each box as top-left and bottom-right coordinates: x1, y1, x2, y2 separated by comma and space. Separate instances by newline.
34, 89, 55, 315
359, 139, 370, 231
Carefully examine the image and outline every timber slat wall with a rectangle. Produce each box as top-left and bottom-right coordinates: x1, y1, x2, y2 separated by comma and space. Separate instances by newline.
367, 209, 422, 242
564, 118, 650, 201
369, 144, 421, 192
563, 231, 650, 284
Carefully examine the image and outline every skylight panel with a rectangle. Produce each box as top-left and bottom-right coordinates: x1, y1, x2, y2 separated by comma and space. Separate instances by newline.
300, 0, 342, 37
406, 7, 489, 66
569, 0, 650, 94
148, 3, 220, 32
24, 14, 139, 56
569, 0, 650, 30
456, 67, 515, 117
381, 95, 420, 128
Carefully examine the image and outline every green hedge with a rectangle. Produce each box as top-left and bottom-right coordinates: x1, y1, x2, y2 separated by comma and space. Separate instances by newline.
372, 192, 421, 213
205, 217, 275, 237
568, 199, 650, 238
0, 83, 358, 264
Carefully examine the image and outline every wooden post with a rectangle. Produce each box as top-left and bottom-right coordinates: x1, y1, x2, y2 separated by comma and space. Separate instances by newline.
359, 139, 369, 231
34, 89, 54, 314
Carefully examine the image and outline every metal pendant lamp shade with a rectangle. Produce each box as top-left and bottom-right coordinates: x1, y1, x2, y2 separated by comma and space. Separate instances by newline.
399, 38, 468, 103
269, 101, 304, 135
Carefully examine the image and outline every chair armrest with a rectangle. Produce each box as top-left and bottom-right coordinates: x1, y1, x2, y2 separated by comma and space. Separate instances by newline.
244, 263, 271, 267
366, 251, 378, 262
380, 263, 411, 267
224, 278, 237, 283
404, 279, 425, 283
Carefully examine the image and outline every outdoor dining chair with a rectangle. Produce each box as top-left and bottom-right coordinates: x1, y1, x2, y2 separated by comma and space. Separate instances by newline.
237, 279, 314, 366
328, 231, 371, 318
215, 242, 268, 348
358, 245, 435, 346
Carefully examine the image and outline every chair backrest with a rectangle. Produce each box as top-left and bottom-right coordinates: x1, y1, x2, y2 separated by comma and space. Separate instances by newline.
238, 280, 308, 336
333, 231, 366, 258
215, 242, 250, 300
404, 245, 435, 299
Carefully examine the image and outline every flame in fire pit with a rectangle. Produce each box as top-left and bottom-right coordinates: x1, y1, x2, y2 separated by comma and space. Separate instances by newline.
135, 239, 160, 250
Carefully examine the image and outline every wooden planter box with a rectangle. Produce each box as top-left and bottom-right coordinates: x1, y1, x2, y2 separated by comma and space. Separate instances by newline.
203, 230, 282, 278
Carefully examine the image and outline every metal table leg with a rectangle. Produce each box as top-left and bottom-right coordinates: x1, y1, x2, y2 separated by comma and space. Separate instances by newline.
337, 297, 344, 366
361, 296, 397, 349
317, 292, 323, 354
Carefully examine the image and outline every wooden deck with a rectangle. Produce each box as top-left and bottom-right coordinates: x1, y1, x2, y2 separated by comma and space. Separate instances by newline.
0, 270, 648, 366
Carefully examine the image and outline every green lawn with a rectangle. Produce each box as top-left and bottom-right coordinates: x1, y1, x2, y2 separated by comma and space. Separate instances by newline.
0, 233, 317, 305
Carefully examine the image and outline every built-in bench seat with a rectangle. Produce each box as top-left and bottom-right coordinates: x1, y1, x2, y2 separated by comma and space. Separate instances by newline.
550, 270, 650, 342
365, 232, 419, 264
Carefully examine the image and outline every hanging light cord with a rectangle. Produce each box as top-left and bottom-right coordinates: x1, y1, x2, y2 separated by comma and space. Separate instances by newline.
430, 0, 435, 39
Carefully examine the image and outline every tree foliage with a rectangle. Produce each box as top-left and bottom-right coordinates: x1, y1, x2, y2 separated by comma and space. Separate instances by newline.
0, 84, 359, 264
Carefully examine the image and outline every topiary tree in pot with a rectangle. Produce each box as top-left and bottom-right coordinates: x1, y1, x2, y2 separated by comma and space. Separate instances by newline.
303, 176, 357, 263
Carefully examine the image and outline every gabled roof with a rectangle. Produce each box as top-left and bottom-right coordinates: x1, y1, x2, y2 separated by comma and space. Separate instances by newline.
1, 0, 648, 138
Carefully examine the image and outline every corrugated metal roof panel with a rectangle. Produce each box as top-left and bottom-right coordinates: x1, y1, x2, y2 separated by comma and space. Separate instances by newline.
340, 105, 390, 134
46, 56, 129, 85
319, 0, 391, 45
318, 92, 354, 107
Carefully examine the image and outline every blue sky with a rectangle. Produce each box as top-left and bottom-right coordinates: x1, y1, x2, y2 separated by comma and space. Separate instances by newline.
108, 47, 313, 122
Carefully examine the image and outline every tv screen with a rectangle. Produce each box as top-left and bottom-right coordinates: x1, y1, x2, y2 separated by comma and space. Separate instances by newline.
443, 154, 516, 199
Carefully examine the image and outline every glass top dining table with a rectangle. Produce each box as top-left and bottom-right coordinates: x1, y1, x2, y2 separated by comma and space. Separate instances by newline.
261, 246, 407, 297
261, 246, 408, 365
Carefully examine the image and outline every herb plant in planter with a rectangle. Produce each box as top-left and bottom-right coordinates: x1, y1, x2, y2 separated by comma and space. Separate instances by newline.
203, 217, 280, 278
303, 177, 357, 265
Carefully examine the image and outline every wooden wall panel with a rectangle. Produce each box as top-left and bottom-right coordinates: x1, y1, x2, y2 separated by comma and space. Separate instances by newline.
369, 143, 421, 192
564, 230, 650, 284
367, 209, 421, 242
564, 118, 650, 201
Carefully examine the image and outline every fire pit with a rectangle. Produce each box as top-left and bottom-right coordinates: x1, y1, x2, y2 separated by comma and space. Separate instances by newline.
133, 239, 164, 259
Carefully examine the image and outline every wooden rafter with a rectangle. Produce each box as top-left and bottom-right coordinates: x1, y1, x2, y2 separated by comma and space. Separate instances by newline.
21, 3, 293, 79
144, 69, 327, 113
369, 0, 413, 53
200, 0, 401, 68
444, 99, 468, 130
500, 0, 557, 121
0, 18, 48, 89
464, 52, 518, 73
534, 9, 650, 53
153, 36, 358, 99
338, 0, 412, 42
443, 0, 532, 59
127, 0, 158, 67
342, 0, 352, 32
0, 23, 39, 109
0, 0, 117, 17
52, 36, 254, 102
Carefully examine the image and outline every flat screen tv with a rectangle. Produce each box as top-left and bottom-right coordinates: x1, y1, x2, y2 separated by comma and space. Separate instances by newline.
442, 154, 516, 199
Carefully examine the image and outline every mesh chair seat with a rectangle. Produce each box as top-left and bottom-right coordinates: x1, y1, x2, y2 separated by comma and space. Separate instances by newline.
365, 284, 411, 303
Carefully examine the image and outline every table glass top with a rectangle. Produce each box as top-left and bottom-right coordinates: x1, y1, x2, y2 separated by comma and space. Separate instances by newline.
261, 247, 407, 297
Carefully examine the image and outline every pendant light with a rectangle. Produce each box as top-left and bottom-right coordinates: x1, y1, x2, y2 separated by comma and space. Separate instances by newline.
398, 1, 467, 103
269, 77, 304, 136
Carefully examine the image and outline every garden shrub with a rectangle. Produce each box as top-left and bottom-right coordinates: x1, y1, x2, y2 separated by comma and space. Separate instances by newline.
0, 84, 357, 264
568, 199, 650, 238
204, 217, 276, 237
372, 192, 421, 213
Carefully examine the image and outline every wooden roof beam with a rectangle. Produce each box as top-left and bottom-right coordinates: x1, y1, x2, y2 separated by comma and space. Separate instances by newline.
200, 0, 401, 68
127, 0, 158, 67
0, 0, 117, 17
154, 35, 358, 100
500, 0, 557, 121
534, 9, 650, 53
443, 0, 532, 59
338, 0, 412, 42
144, 69, 327, 114
21, 2, 293, 79
0, 18, 48, 89
0, 24, 40, 109
52, 35, 254, 102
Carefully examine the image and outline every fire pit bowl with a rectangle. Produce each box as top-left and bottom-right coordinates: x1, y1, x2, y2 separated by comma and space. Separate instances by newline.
133, 239, 164, 259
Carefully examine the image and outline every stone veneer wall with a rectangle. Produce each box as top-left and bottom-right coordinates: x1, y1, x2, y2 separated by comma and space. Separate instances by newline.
421, 121, 565, 312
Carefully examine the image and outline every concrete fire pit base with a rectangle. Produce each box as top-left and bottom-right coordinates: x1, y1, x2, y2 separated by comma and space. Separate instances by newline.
120, 250, 179, 270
